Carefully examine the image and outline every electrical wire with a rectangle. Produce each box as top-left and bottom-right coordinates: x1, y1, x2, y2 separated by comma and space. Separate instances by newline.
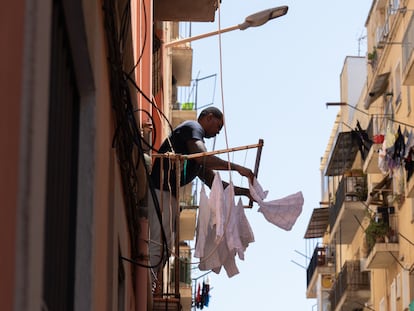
103, 0, 171, 269
106, 0, 258, 272
127, 0, 148, 76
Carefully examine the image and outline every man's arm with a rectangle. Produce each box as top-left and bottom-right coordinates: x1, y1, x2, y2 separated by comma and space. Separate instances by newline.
188, 139, 255, 199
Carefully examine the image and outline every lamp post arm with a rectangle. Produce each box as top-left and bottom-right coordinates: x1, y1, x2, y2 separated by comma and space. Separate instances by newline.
163, 6, 288, 48
164, 24, 240, 48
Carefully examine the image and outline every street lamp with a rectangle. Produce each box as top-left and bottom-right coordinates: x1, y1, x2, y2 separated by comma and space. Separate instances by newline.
326, 102, 370, 116
164, 5, 288, 48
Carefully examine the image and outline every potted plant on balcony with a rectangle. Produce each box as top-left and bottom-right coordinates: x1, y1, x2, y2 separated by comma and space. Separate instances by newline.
368, 47, 378, 68
365, 217, 391, 250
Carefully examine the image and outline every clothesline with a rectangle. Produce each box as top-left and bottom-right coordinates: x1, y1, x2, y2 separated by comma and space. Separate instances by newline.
151, 141, 264, 160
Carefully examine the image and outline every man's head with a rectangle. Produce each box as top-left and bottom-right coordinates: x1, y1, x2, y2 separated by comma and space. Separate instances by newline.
198, 107, 224, 138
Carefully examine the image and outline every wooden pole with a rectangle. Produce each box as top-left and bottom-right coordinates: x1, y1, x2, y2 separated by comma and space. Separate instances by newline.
248, 139, 264, 207
151, 141, 263, 160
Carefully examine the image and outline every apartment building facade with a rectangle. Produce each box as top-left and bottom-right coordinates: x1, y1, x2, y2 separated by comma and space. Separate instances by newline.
305, 0, 414, 310
1, 0, 216, 310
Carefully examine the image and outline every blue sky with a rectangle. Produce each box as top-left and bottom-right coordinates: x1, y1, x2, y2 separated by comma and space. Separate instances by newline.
185, 1, 372, 309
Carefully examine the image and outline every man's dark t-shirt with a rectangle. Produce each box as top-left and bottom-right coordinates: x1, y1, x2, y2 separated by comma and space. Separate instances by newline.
151, 120, 205, 196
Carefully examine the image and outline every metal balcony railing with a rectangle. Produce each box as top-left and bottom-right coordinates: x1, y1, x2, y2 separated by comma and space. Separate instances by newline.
329, 260, 370, 311
329, 176, 368, 230
306, 245, 335, 287
366, 212, 399, 256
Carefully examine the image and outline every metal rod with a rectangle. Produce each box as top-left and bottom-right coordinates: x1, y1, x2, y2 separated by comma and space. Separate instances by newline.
152, 142, 264, 160
249, 139, 264, 207
174, 158, 181, 297
164, 25, 240, 48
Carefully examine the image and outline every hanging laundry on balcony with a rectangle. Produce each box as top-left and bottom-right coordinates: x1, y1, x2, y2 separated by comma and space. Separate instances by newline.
195, 173, 255, 278
249, 177, 303, 231
195, 282, 202, 308
379, 124, 408, 175
194, 279, 210, 310
201, 280, 210, 308
353, 121, 373, 160
404, 130, 414, 181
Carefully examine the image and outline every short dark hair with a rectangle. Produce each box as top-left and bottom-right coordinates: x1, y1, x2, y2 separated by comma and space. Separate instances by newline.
198, 107, 223, 121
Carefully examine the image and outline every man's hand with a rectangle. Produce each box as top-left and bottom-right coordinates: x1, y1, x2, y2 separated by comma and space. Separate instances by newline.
235, 165, 255, 183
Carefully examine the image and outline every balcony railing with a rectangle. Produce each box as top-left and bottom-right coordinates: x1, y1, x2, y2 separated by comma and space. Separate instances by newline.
329, 175, 367, 244
307, 245, 334, 287
365, 211, 399, 269
306, 245, 335, 298
329, 260, 370, 311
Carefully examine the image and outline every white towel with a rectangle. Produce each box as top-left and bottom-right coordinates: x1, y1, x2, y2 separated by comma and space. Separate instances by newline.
194, 185, 210, 258
195, 174, 303, 278
249, 177, 303, 231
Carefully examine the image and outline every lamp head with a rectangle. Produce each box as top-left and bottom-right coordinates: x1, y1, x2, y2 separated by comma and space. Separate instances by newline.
326, 102, 347, 108
239, 6, 288, 30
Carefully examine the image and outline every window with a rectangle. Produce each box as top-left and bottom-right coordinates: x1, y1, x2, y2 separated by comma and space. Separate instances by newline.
379, 296, 386, 311
391, 278, 397, 311
394, 63, 402, 110
42, 1, 80, 310
402, 269, 414, 308
391, 0, 400, 12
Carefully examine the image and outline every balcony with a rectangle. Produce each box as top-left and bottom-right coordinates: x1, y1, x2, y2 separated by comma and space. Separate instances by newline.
366, 243, 400, 269
172, 106, 197, 128
154, 0, 218, 22
153, 297, 181, 311
364, 72, 390, 109
306, 245, 335, 298
329, 260, 370, 311
329, 175, 368, 244
153, 243, 193, 311
172, 46, 193, 86
365, 211, 399, 269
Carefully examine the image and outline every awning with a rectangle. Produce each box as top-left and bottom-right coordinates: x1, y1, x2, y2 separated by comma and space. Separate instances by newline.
304, 208, 329, 239
364, 72, 390, 109
325, 131, 359, 176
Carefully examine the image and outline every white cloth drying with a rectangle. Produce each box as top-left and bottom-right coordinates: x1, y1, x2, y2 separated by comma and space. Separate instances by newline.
195, 173, 254, 278
249, 177, 303, 231
195, 174, 303, 278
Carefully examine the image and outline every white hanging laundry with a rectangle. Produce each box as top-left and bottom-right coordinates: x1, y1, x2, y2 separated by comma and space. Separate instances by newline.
218, 181, 242, 277
209, 172, 225, 240
226, 198, 255, 260
195, 172, 255, 278
379, 135, 391, 175
197, 175, 239, 277
194, 184, 210, 258
249, 177, 303, 231
197, 174, 224, 273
